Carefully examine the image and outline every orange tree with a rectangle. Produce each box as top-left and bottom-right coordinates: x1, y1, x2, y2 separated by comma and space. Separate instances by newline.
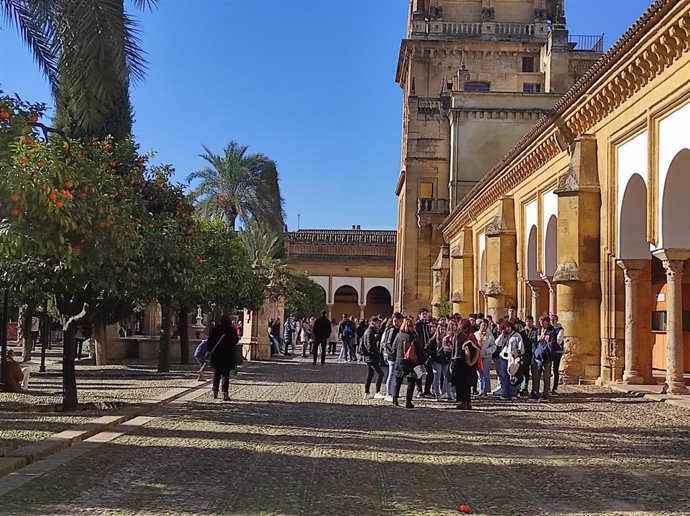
0, 92, 147, 409
133, 165, 199, 372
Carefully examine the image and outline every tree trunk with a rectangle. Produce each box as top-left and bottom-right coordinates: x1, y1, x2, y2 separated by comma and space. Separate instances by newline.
179, 306, 189, 365
93, 312, 108, 366
62, 322, 78, 411
19, 305, 34, 362
158, 296, 171, 373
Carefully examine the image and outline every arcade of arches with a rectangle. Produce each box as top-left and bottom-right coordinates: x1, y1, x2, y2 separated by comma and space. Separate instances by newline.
285, 229, 396, 321
439, 1, 690, 391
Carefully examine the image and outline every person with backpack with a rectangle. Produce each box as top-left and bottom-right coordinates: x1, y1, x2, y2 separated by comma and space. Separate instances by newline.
531, 315, 557, 401
207, 314, 240, 401
339, 314, 356, 362
361, 317, 385, 399
391, 317, 425, 408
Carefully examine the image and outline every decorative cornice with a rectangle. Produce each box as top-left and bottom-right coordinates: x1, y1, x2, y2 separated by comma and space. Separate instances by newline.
441, 0, 690, 236
287, 230, 397, 246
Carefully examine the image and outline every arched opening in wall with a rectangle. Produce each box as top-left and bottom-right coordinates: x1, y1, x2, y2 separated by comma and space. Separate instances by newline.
619, 174, 649, 259
479, 250, 487, 314
662, 149, 690, 248
659, 149, 690, 375
618, 173, 653, 379
544, 215, 558, 277
364, 286, 393, 319
332, 286, 360, 321
526, 225, 546, 318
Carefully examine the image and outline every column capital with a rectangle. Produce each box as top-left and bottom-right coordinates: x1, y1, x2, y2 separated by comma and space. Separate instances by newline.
616, 259, 646, 286
652, 249, 690, 275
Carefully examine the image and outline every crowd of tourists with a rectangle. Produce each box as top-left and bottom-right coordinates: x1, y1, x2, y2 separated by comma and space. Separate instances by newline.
267, 307, 564, 409
361, 307, 564, 409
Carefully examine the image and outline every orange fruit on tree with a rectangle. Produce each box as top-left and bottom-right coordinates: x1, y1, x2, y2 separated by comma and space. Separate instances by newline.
0, 111, 10, 120
29, 115, 38, 124
103, 143, 113, 152
98, 221, 107, 230
37, 160, 46, 169
18, 156, 29, 165
10, 194, 19, 203
48, 192, 57, 202
21, 136, 32, 145
10, 207, 20, 217
55, 200, 64, 209
65, 180, 74, 189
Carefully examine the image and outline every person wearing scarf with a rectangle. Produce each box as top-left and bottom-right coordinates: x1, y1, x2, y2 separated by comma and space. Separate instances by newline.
495, 319, 524, 400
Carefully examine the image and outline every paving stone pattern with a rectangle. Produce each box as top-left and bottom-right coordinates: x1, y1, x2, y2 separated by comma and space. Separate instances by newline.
1, 358, 689, 516
0, 357, 202, 456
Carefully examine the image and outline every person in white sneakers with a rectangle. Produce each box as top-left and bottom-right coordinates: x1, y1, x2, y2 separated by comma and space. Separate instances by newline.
361, 317, 385, 400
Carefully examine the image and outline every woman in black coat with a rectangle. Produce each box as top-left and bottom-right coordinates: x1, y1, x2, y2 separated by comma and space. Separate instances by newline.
391, 318, 426, 409
207, 314, 239, 401
451, 319, 480, 410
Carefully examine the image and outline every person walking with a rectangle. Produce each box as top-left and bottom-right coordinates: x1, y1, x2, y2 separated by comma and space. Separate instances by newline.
381, 312, 403, 401
355, 319, 367, 362
475, 319, 496, 396
312, 310, 331, 365
361, 317, 385, 399
531, 315, 557, 401
391, 318, 425, 409
194, 338, 209, 381
208, 315, 239, 401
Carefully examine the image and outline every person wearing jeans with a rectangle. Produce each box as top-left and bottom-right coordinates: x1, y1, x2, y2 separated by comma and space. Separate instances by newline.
496, 319, 523, 400
311, 311, 332, 366
474, 319, 496, 396
431, 321, 453, 400
550, 314, 564, 394
381, 313, 403, 399
362, 318, 385, 399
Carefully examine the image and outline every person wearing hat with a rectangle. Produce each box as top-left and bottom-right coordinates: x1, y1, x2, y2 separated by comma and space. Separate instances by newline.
361, 317, 385, 399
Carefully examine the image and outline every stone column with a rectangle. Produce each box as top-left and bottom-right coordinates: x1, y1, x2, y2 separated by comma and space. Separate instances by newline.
553, 135, 601, 382
449, 228, 474, 316
653, 250, 690, 394
484, 197, 517, 321
526, 281, 545, 320
616, 259, 647, 384
359, 304, 366, 320
540, 275, 556, 315
326, 304, 333, 320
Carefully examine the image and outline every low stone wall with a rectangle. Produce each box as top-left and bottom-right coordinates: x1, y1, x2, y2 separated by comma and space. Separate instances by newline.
109, 338, 202, 363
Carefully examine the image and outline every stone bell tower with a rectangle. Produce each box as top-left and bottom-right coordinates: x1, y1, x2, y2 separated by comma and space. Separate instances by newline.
394, 0, 602, 314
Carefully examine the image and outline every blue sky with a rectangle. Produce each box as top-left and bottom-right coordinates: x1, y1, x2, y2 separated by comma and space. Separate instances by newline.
0, 0, 654, 230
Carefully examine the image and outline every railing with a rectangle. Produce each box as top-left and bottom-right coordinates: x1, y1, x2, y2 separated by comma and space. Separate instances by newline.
436, 21, 541, 38
417, 198, 449, 215
568, 34, 605, 52
443, 22, 482, 35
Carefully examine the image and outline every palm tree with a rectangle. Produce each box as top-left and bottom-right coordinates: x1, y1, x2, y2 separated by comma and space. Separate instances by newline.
1, 0, 156, 139
240, 218, 285, 262
187, 141, 285, 233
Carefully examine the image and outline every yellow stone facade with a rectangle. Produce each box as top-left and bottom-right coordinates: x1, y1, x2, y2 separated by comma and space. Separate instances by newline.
440, 0, 690, 389
394, 0, 603, 314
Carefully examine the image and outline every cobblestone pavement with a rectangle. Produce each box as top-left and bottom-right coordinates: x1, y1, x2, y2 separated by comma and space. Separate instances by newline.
0, 352, 201, 456
2, 357, 689, 516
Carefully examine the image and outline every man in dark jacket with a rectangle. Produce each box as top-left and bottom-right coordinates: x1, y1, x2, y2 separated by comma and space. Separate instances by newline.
362, 317, 384, 399
414, 308, 433, 397
312, 310, 332, 365
208, 314, 239, 401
